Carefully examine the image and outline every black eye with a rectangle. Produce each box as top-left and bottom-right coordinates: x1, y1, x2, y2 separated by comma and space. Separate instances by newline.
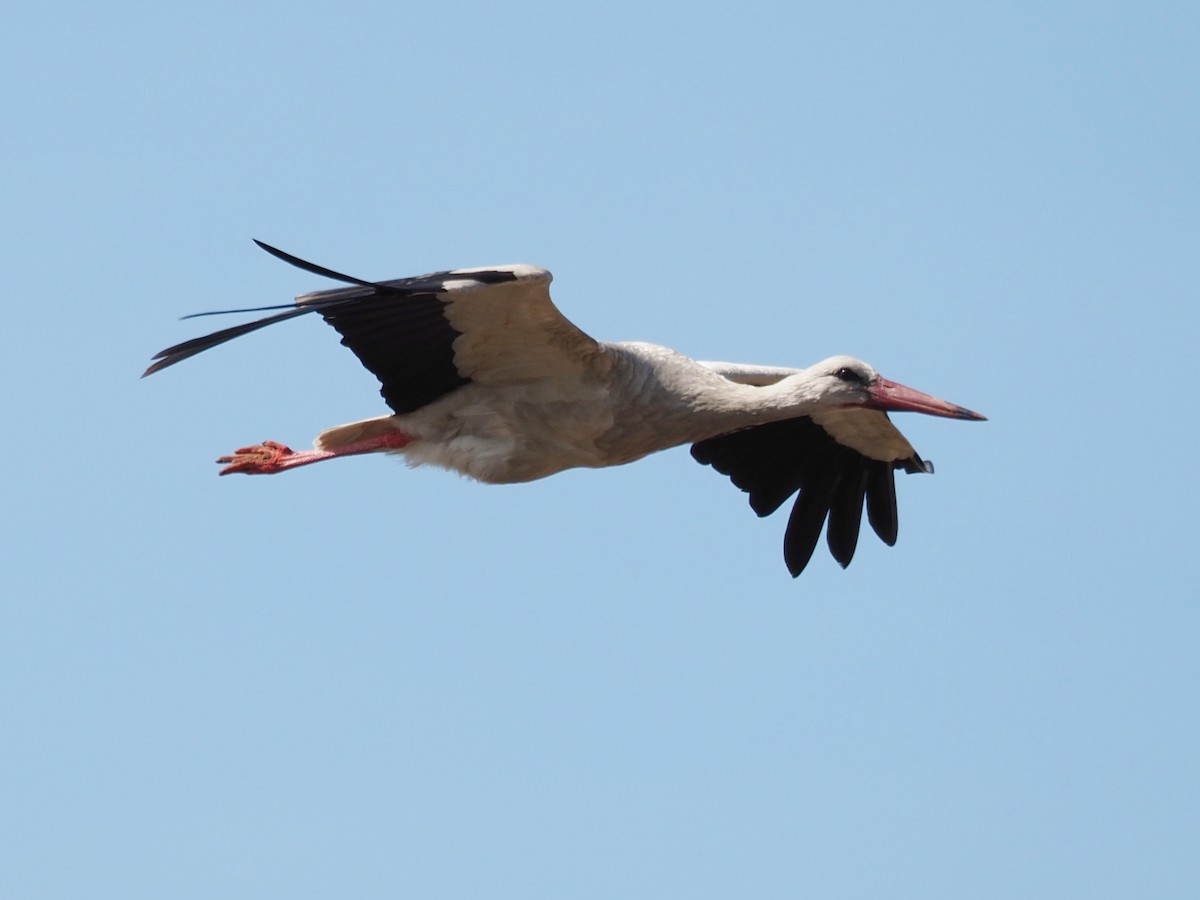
834, 366, 865, 384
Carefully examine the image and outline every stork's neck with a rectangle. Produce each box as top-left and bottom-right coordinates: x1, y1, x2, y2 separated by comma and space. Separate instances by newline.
687, 372, 831, 434
601, 344, 836, 457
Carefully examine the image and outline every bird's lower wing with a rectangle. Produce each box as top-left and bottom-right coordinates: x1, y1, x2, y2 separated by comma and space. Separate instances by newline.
691, 412, 932, 577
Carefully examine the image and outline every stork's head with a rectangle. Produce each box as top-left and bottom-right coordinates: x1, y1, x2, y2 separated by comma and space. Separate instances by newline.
806, 355, 986, 420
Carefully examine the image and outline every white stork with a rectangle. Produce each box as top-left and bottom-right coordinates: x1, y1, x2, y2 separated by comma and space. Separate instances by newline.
145, 241, 985, 576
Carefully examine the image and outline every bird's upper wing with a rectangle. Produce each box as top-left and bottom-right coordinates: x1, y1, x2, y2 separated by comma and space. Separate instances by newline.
691, 410, 932, 577
696, 360, 802, 386
144, 242, 608, 414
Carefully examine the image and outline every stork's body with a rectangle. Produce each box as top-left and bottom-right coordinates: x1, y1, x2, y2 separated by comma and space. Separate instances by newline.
297, 343, 886, 484
146, 243, 984, 576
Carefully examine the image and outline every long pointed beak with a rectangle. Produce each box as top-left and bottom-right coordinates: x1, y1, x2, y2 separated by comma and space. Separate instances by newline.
870, 377, 987, 421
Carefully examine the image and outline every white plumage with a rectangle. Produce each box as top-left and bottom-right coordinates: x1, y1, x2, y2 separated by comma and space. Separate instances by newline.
145, 241, 985, 576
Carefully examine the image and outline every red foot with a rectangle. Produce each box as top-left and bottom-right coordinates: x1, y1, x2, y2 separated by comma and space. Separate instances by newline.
217, 440, 327, 475
216, 431, 414, 476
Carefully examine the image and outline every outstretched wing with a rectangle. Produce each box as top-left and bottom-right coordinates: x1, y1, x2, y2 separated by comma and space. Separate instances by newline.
691, 411, 932, 578
144, 241, 607, 414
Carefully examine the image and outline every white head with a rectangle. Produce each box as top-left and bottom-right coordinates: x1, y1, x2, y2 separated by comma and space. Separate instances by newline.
804, 355, 986, 420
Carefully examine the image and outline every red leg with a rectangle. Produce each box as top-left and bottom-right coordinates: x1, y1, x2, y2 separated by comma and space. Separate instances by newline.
217, 432, 413, 476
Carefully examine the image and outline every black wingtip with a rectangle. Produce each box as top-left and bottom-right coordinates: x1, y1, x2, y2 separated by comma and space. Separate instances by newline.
143, 241, 379, 380
180, 301, 297, 321
142, 305, 312, 377
253, 238, 287, 258
252, 239, 379, 289
900, 455, 935, 475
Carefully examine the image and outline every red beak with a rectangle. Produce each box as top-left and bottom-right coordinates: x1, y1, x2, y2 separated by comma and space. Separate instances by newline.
870, 377, 987, 421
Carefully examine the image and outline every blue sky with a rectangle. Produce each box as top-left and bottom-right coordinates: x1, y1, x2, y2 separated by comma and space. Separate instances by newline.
3, 1, 1197, 897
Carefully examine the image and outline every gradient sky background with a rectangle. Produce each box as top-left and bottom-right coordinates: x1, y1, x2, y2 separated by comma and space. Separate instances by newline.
3, 2, 1197, 897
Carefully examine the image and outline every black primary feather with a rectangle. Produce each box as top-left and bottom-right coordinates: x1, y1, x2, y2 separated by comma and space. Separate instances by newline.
144, 241, 518, 414
691, 417, 932, 577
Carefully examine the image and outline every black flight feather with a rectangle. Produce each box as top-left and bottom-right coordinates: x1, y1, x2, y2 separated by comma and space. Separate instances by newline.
691, 417, 932, 577
144, 241, 518, 414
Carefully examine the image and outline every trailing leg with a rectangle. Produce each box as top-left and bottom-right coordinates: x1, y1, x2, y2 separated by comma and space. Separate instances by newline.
217, 431, 413, 475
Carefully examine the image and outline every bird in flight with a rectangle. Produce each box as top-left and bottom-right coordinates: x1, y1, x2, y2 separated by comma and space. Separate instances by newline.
145, 241, 985, 576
